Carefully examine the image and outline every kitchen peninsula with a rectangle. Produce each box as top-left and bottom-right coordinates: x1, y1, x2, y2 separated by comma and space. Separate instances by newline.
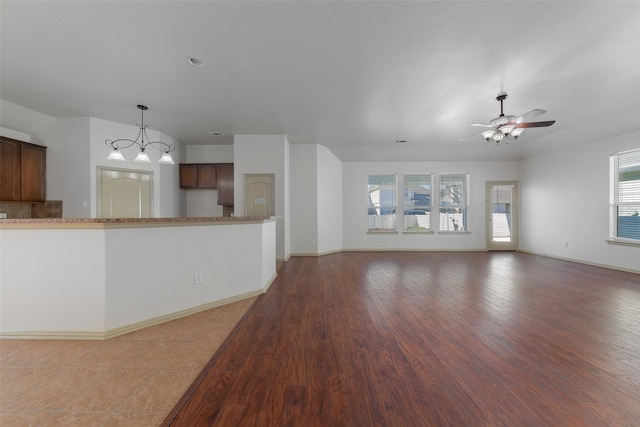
0, 217, 276, 339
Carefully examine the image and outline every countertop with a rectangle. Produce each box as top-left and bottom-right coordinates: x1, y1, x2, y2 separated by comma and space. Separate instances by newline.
0, 217, 273, 229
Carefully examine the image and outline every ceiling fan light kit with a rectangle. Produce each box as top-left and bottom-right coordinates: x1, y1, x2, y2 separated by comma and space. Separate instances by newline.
460, 93, 555, 145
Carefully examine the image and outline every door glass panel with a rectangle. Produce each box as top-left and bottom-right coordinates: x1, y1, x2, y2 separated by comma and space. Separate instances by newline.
491, 185, 513, 242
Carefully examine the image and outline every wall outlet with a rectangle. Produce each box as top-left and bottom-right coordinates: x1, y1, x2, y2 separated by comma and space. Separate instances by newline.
194, 272, 204, 285
563, 242, 569, 248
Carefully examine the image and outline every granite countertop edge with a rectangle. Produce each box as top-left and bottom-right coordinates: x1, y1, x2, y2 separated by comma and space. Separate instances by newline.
0, 217, 274, 228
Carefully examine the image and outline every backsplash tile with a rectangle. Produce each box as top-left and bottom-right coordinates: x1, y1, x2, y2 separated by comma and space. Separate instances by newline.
0, 200, 63, 219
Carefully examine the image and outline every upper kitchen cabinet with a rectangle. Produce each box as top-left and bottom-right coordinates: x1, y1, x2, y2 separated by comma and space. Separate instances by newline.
179, 164, 217, 189
0, 138, 21, 200
216, 163, 234, 206
0, 137, 46, 202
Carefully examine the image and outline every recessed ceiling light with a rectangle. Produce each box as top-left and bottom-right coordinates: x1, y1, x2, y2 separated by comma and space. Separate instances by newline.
394, 140, 410, 144
208, 131, 224, 136
187, 57, 204, 68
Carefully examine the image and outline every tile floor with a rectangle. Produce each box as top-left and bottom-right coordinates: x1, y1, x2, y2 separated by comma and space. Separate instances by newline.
0, 297, 256, 426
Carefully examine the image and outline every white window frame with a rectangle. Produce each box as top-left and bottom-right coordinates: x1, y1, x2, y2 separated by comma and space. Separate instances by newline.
368, 174, 398, 232
609, 148, 640, 246
402, 173, 433, 233
439, 173, 469, 233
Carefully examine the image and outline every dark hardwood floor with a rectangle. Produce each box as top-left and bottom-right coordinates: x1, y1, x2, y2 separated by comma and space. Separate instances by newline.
163, 252, 640, 426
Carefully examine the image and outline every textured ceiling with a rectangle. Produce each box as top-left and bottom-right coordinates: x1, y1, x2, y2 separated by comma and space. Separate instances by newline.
1, 1, 639, 161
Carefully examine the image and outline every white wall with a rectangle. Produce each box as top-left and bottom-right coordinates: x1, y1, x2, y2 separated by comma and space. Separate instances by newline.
520, 130, 640, 272
284, 139, 291, 258
317, 145, 343, 254
186, 145, 234, 163
0, 127, 31, 142
290, 144, 318, 254
36, 117, 92, 218
234, 135, 291, 260
104, 222, 274, 330
0, 220, 276, 337
342, 160, 521, 250
158, 133, 184, 217
184, 144, 234, 217
0, 229, 107, 333
0, 99, 56, 140
186, 191, 223, 217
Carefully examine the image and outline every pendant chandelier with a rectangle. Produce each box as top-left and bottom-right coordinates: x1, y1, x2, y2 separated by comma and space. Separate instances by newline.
105, 105, 175, 164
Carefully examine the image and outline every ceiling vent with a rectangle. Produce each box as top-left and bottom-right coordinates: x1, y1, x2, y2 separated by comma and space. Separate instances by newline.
187, 57, 204, 68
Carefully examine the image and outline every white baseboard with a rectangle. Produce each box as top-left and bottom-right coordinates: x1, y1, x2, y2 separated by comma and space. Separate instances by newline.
262, 272, 278, 293
0, 290, 264, 341
0, 330, 106, 341
518, 249, 640, 275
342, 248, 487, 252
290, 249, 343, 257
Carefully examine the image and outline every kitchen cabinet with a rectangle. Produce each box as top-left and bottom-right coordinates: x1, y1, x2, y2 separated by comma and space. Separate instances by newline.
179, 162, 234, 207
0, 137, 46, 202
179, 164, 217, 189
216, 163, 234, 206
1, 138, 21, 200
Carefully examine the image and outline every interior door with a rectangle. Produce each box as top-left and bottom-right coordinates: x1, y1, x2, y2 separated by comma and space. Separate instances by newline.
486, 181, 518, 251
98, 167, 153, 218
244, 174, 275, 218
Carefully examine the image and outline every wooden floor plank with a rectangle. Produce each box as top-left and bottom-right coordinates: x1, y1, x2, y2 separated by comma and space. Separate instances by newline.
163, 252, 640, 426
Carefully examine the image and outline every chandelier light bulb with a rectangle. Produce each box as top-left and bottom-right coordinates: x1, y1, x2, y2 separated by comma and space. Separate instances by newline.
481, 130, 495, 142
134, 150, 151, 163
107, 148, 126, 161
159, 152, 175, 165
511, 128, 524, 139
501, 125, 515, 136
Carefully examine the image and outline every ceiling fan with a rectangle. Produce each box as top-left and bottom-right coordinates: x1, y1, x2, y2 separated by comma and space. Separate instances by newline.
460, 93, 555, 144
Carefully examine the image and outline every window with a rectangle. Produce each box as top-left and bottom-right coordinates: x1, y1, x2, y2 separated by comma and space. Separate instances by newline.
368, 174, 397, 231
610, 149, 640, 242
403, 174, 432, 232
439, 173, 468, 232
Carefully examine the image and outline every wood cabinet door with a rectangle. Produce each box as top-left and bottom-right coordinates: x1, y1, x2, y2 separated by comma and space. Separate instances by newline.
216, 163, 234, 206
20, 143, 46, 201
0, 137, 21, 201
180, 164, 217, 189
179, 164, 199, 188
197, 164, 217, 188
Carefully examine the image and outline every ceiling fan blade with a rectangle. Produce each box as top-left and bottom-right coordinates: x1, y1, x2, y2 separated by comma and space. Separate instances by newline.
491, 115, 516, 126
516, 109, 546, 123
458, 132, 483, 141
470, 123, 494, 128
515, 120, 556, 128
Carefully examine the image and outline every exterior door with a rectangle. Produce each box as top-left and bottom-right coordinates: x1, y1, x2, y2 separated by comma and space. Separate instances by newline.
486, 181, 518, 251
98, 167, 153, 218
244, 174, 275, 218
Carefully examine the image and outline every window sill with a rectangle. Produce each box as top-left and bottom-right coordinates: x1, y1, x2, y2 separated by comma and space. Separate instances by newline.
367, 230, 399, 234
606, 239, 640, 247
438, 231, 471, 235
402, 230, 435, 235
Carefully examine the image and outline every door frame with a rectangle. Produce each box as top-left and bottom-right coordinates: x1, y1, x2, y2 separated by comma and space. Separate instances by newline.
97, 166, 154, 218
485, 181, 518, 251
